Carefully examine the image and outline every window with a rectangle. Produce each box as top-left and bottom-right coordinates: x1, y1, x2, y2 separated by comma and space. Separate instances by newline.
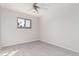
17, 17, 31, 29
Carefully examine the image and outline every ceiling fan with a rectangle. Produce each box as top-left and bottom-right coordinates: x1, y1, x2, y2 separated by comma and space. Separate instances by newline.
27, 3, 50, 14
33, 3, 40, 13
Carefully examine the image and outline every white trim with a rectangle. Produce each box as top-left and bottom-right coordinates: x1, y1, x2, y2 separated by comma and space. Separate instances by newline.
41, 39, 79, 54
1, 39, 39, 48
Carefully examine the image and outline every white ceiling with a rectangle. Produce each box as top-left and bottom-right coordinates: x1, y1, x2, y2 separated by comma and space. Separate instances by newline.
0, 3, 79, 16
0, 3, 33, 15
0, 3, 52, 15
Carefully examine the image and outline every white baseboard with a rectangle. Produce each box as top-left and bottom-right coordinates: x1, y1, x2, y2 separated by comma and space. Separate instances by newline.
41, 39, 79, 54
1, 39, 39, 48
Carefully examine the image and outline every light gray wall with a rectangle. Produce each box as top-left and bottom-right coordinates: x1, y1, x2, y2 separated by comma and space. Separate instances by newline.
40, 4, 79, 53
0, 8, 1, 47
0, 7, 39, 47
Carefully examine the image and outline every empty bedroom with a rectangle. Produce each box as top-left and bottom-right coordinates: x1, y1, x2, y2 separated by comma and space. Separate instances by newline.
0, 3, 79, 56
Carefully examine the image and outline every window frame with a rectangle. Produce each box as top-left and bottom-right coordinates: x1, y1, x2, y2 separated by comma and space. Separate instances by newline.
17, 17, 32, 29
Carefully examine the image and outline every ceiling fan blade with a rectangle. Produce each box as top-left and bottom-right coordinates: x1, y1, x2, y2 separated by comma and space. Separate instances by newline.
36, 3, 51, 11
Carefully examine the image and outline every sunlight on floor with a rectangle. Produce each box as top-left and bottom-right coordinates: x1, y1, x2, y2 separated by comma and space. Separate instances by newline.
0, 50, 20, 56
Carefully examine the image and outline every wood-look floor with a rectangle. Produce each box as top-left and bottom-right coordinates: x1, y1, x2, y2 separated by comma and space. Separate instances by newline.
0, 40, 79, 56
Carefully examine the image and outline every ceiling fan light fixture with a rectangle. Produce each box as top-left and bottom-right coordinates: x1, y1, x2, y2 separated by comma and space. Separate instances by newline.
32, 9, 39, 16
